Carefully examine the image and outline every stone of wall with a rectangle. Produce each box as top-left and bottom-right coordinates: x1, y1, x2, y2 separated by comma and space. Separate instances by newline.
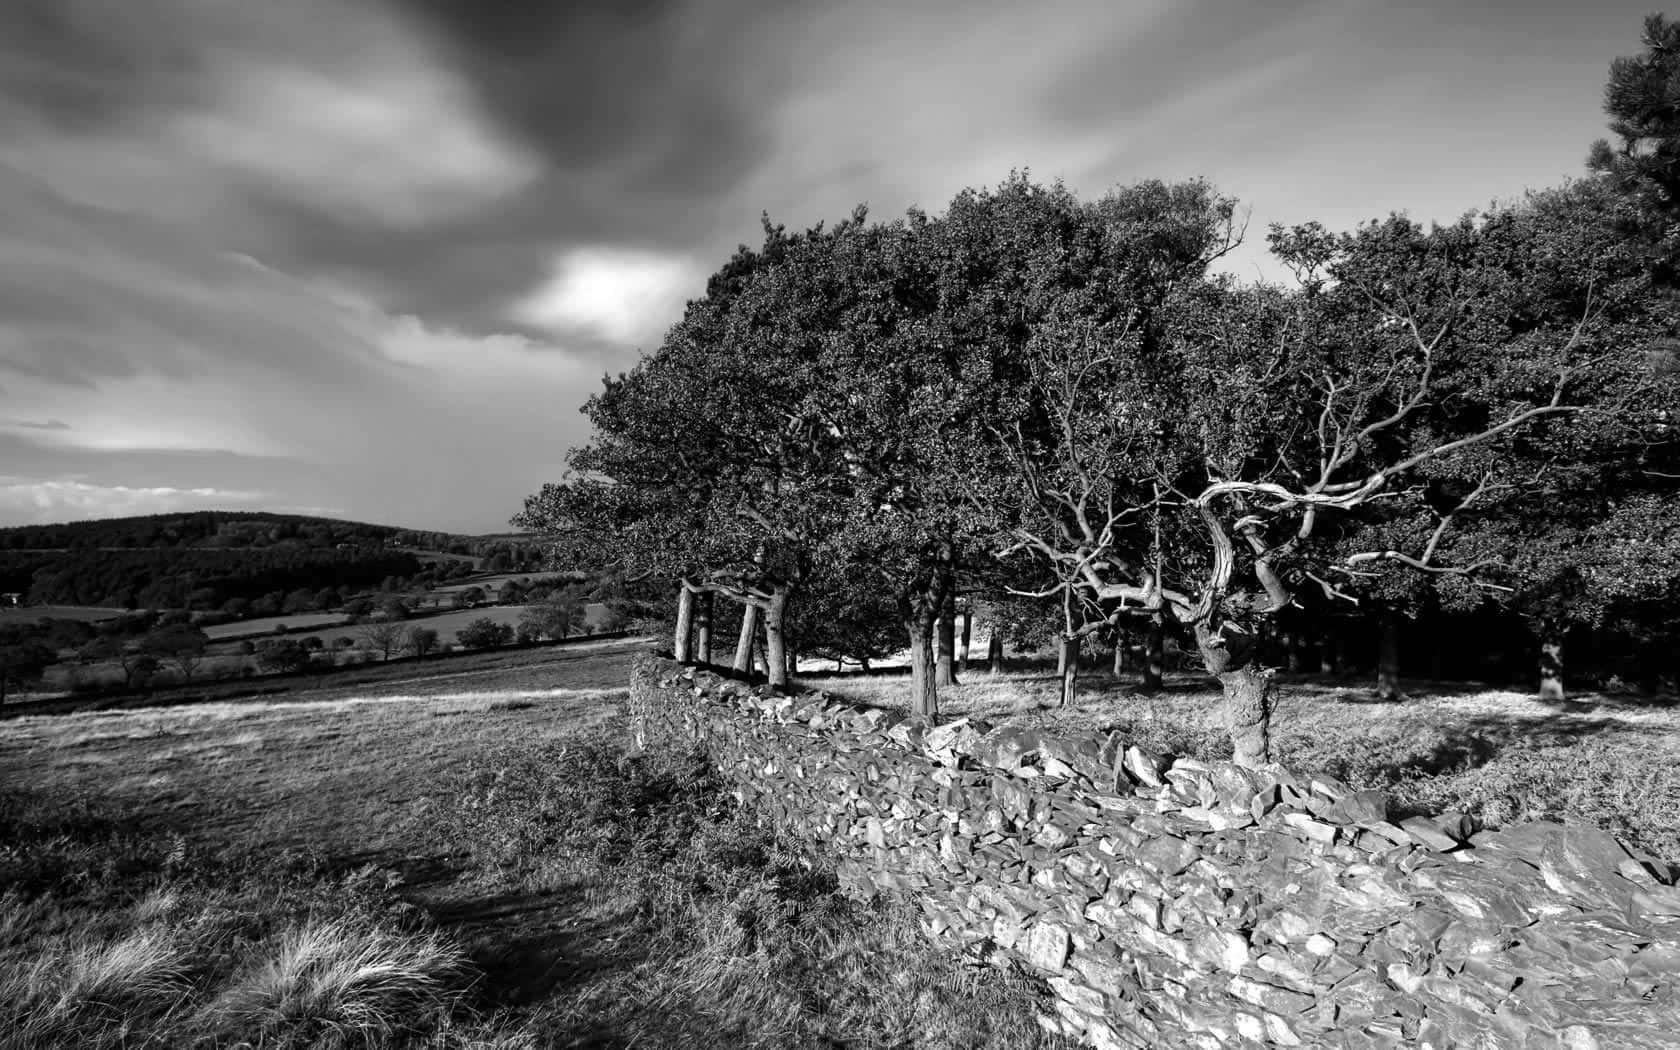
629, 654, 1680, 1049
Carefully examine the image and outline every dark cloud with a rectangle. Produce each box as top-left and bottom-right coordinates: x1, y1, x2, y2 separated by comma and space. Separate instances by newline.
394, 0, 778, 195
0, 1, 204, 129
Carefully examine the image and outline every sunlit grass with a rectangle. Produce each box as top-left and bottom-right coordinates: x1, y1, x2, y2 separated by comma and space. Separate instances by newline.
802, 662, 1680, 861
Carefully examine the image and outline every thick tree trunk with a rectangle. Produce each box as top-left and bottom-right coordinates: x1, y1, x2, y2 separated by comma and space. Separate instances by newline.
1539, 623, 1565, 701
1318, 634, 1334, 676
1195, 620, 1271, 769
936, 590, 958, 687
986, 627, 1005, 674
733, 603, 759, 674
1142, 613, 1165, 692
674, 585, 694, 662
958, 607, 973, 675
694, 591, 713, 666
1376, 615, 1402, 702
907, 604, 938, 719
1059, 636, 1080, 707
760, 589, 790, 688
1112, 627, 1126, 676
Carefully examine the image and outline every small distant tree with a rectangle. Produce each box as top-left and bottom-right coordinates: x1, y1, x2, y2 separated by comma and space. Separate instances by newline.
377, 596, 411, 622
120, 651, 160, 690
357, 620, 405, 661
0, 626, 57, 704
301, 635, 325, 651
456, 617, 513, 650
496, 580, 525, 606
142, 624, 210, 683
453, 586, 487, 610
404, 626, 439, 657
257, 639, 310, 673
519, 594, 585, 641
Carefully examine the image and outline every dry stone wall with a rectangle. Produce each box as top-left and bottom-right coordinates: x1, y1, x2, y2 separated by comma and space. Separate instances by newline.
629, 654, 1680, 1049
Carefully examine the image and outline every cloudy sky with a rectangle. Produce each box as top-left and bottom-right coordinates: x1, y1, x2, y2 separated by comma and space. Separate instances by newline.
0, 0, 1658, 533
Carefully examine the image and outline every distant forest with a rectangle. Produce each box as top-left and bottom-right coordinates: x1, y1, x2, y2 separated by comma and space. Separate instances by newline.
0, 512, 550, 611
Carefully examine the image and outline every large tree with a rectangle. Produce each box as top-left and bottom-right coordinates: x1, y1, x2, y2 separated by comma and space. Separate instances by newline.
1002, 201, 1663, 766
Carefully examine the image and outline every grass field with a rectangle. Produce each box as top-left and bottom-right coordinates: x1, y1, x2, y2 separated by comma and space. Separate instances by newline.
0, 605, 125, 626
0, 640, 1069, 1049
803, 664, 1680, 862
202, 611, 350, 639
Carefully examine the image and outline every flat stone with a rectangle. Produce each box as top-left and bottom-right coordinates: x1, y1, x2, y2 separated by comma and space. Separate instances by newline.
1023, 921, 1072, 972
1123, 744, 1167, 788
1283, 811, 1339, 844
1400, 815, 1462, 852
1135, 835, 1202, 876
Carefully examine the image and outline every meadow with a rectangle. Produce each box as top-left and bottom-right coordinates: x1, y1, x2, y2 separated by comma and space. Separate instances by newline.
0, 605, 124, 626
7, 639, 1678, 1047
0, 639, 1070, 1049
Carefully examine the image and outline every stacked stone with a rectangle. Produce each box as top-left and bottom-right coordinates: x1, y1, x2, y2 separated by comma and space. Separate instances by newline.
630, 655, 1680, 1050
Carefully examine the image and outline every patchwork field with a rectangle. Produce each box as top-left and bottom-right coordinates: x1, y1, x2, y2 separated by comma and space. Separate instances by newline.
0, 605, 124, 625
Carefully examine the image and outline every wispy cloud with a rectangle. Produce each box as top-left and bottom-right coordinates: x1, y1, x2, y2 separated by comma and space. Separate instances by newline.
0, 479, 268, 525
0, 0, 1659, 530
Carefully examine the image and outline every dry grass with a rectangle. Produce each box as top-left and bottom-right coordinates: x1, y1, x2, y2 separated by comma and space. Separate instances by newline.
0, 641, 1070, 1048
802, 664, 1680, 861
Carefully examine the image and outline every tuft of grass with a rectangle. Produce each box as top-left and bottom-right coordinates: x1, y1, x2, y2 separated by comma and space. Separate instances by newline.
0, 790, 527, 1050
204, 919, 468, 1048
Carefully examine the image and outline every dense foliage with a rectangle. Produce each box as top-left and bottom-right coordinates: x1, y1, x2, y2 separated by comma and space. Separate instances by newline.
516, 18, 1680, 766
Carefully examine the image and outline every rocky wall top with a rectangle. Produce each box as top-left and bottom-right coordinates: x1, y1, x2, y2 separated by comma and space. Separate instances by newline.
629, 654, 1680, 1050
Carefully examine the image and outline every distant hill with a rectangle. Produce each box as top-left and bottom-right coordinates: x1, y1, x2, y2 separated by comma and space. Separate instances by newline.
0, 511, 420, 552
0, 511, 553, 611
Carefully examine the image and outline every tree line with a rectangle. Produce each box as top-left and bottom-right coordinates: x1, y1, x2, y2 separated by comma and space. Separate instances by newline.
517, 19, 1680, 767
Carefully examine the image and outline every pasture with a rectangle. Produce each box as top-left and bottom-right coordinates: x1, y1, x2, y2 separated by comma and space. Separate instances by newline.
202, 611, 350, 639
0, 639, 1065, 1049
0, 605, 123, 626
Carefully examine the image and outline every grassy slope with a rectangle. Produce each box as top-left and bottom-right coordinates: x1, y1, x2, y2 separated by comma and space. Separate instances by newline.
0, 641, 1069, 1049
804, 665, 1680, 862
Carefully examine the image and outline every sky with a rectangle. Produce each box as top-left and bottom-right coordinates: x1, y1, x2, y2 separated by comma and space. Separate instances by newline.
0, 0, 1661, 533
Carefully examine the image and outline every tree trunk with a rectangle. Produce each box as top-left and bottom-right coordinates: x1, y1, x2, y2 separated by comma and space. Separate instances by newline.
694, 591, 713, 666
1318, 634, 1334, 676
1285, 631, 1305, 674
1059, 636, 1079, 707
1112, 627, 1126, 676
936, 590, 957, 687
734, 603, 759, 675
958, 607, 973, 675
1539, 623, 1565, 702
907, 604, 938, 719
1195, 620, 1271, 768
764, 589, 789, 689
673, 584, 694, 662
1376, 615, 1402, 702
1142, 613, 1165, 692
986, 627, 1005, 674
